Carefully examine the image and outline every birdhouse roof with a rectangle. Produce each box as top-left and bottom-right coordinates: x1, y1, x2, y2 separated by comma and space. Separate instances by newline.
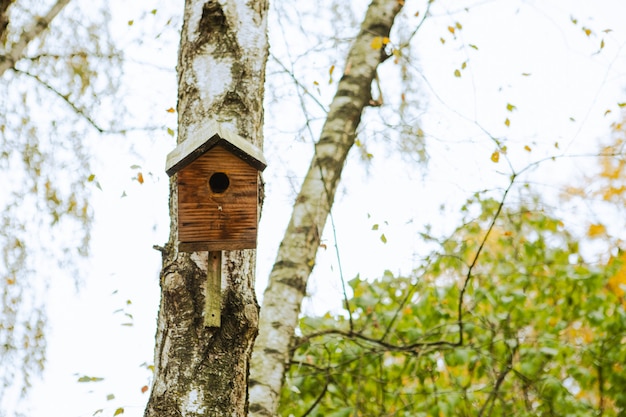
165, 122, 267, 177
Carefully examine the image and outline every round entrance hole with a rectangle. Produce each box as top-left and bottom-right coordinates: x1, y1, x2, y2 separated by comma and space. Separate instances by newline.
209, 172, 230, 193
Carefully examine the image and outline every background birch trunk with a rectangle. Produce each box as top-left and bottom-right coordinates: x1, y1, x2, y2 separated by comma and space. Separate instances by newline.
144, 1, 268, 416
248, 0, 404, 415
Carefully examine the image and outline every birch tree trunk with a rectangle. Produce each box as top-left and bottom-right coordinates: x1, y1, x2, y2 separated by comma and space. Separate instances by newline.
144, 1, 268, 416
249, 0, 404, 415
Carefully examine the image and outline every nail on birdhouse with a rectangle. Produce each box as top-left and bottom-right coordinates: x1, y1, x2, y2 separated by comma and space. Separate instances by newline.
165, 122, 266, 328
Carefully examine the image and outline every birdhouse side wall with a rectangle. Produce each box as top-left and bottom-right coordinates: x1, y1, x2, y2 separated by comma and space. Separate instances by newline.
177, 145, 259, 250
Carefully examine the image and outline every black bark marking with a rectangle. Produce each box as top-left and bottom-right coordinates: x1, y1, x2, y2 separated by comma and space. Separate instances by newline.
200, 1, 226, 32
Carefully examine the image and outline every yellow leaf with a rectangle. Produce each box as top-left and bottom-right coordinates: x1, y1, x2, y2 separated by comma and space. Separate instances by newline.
524, 145, 532, 152
447, 26, 455, 34
600, 39, 605, 49
114, 408, 124, 416
166, 107, 175, 113
583, 27, 592, 36
371, 36, 384, 50
167, 127, 175, 137
328, 65, 335, 76
128, 20, 134, 26
604, 109, 612, 116
455, 22, 463, 30
608, 253, 626, 298
506, 103, 516, 112
440, 37, 446, 44
504, 118, 510, 127
587, 224, 606, 238
137, 172, 144, 184
380, 233, 387, 244
313, 80, 319, 86
490, 151, 500, 163
461, 61, 467, 69
454, 69, 461, 77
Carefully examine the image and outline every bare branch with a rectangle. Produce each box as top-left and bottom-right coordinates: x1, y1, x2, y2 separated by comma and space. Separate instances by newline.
0, 0, 71, 76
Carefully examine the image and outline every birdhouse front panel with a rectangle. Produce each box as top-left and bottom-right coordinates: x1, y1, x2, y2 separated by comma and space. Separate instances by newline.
177, 144, 259, 251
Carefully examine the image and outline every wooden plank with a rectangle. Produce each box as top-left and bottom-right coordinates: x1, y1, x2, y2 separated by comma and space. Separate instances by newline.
204, 251, 222, 327
176, 145, 259, 248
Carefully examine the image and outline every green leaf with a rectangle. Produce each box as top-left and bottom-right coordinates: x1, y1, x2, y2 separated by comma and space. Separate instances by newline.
380, 233, 387, 243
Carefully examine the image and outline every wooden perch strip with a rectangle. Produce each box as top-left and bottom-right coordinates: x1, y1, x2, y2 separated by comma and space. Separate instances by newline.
248, 0, 405, 416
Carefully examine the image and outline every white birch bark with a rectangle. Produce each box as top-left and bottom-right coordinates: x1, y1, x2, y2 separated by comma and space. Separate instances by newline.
144, 1, 268, 416
248, 0, 404, 415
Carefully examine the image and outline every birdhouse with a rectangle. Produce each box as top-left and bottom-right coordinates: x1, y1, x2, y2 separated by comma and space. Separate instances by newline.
165, 122, 267, 252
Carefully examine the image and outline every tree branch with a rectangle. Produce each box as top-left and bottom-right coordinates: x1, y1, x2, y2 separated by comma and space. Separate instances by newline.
0, 0, 71, 76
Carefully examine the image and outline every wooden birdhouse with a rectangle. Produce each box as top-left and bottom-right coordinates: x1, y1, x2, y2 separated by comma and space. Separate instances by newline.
165, 122, 267, 253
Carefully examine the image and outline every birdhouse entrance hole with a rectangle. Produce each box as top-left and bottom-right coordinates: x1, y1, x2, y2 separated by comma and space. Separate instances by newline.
209, 172, 230, 193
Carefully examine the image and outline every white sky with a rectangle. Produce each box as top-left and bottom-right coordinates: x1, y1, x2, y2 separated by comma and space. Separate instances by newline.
12, 0, 626, 416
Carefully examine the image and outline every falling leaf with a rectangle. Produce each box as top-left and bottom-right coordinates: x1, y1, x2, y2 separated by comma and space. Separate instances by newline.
506, 103, 517, 112
151, 9, 157, 14
380, 233, 387, 244
137, 172, 144, 184
141, 385, 149, 394
504, 118, 510, 127
571, 16, 578, 25
78, 376, 104, 383
522, 72, 531, 76
618, 102, 626, 107
414, 11, 420, 17
469, 44, 478, 50
166, 107, 175, 113
454, 69, 461, 77
491, 151, 500, 163
447, 26, 455, 34
455, 22, 463, 30
600, 39, 605, 49
6, 277, 15, 285
461, 61, 467, 69
93, 410, 103, 416
313, 80, 319, 86
524, 145, 532, 152
583, 27, 592, 36
130, 164, 141, 169
440, 37, 446, 44
128, 20, 134, 26
587, 224, 606, 238
372, 224, 379, 230
113, 408, 124, 416
605, 109, 612, 116
106, 394, 115, 401
328, 65, 335, 83
167, 127, 175, 137
88, 174, 96, 182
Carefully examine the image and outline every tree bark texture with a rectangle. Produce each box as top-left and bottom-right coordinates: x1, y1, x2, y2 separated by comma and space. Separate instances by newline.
144, 1, 268, 416
248, 0, 404, 415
